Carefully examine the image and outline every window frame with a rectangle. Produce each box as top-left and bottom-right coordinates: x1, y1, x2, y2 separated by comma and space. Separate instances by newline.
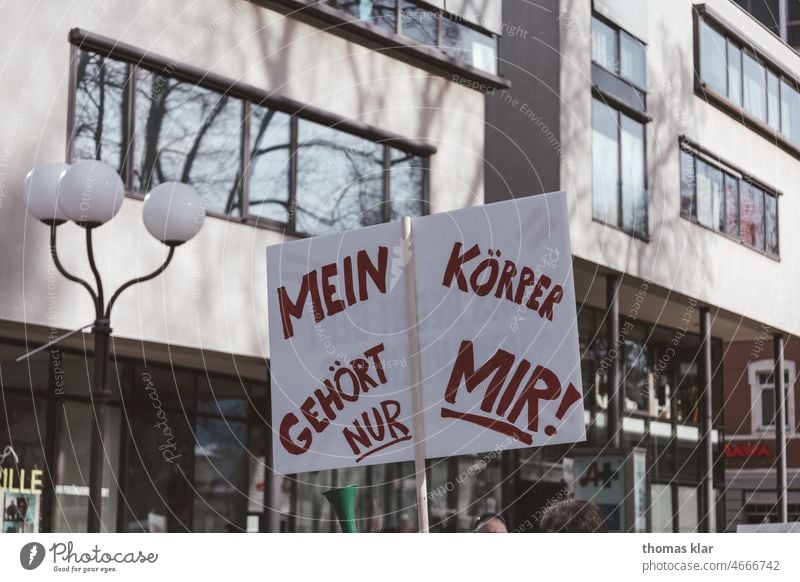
67, 29, 433, 239
678, 137, 780, 259
694, 4, 800, 160
748, 358, 796, 433
319, 0, 500, 75
591, 96, 650, 241
591, 11, 648, 92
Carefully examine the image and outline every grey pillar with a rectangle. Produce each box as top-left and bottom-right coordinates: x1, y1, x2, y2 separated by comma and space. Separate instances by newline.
606, 274, 620, 448
774, 334, 789, 523
699, 307, 714, 532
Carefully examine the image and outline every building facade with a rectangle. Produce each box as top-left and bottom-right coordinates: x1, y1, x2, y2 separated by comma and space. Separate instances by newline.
0, 0, 503, 532
2, 0, 799, 534
485, 0, 800, 532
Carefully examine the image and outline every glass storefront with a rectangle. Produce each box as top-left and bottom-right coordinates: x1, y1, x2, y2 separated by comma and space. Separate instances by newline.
0, 299, 726, 532
0, 339, 268, 532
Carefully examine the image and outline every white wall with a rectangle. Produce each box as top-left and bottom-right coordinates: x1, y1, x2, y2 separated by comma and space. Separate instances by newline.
0, 0, 486, 361
560, 0, 800, 337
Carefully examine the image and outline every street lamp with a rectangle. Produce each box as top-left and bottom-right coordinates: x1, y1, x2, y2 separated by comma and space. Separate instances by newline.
24, 160, 205, 532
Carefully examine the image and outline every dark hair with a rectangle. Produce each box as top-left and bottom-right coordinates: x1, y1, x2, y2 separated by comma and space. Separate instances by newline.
472, 512, 506, 531
539, 498, 607, 533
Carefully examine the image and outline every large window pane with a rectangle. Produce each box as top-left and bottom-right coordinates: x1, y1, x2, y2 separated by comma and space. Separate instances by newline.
620, 114, 647, 236
743, 52, 767, 121
592, 99, 620, 226
724, 173, 739, 237
390, 148, 426, 220
740, 182, 765, 250
326, 0, 397, 32
727, 41, 742, 106
650, 484, 673, 533
71, 51, 129, 176
295, 120, 385, 235
678, 486, 699, 533
620, 31, 646, 88
780, 79, 800, 145
592, 17, 618, 73
765, 193, 778, 255
680, 148, 696, 218
53, 402, 119, 533
124, 366, 195, 533
700, 21, 727, 96
193, 417, 249, 532
442, 17, 498, 74
695, 159, 723, 230
401, 1, 439, 47
767, 71, 780, 130
247, 107, 291, 223
134, 70, 243, 216
623, 327, 649, 413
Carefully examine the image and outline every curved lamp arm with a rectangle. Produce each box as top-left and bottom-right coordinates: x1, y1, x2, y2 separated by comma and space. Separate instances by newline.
105, 245, 175, 319
49, 223, 100, 311
86, 227, 105, 309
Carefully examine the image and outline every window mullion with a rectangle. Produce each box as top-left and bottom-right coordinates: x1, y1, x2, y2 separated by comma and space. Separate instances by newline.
289, 115, 299, 233
241, 100, 250, 220
383, 145, 391, 223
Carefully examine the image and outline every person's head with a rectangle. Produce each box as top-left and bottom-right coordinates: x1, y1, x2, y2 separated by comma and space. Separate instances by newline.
539, 498, 607, 533
472, 513, 508, 533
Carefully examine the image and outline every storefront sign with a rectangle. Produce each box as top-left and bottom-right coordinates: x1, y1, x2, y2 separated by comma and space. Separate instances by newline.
572, 449, 647, 533
267, 193, 585, 474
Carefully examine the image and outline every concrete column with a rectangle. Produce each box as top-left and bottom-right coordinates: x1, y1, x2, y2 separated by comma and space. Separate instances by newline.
774, 333, 789, 523
606, 274, 620, 448
699, 307, 714, 532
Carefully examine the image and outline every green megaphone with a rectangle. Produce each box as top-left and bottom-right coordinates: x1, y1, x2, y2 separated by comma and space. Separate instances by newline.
322, 485, 358, 533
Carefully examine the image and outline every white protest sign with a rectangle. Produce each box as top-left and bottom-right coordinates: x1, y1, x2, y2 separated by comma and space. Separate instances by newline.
267, 221, 416, 474
267, 192, 586, 476
411, 192, 585, 458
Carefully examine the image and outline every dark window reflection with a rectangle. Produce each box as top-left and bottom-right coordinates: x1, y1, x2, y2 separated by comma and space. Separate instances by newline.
327, 0, 397, 32
247, 106, 291, 223
134, 69, 243, 215
765, 192, 778, 255
441, 17, 498, 74
72, 52, 129, 176
401, 0, 439, 46
124, 366, 195, 532
295, 119, 385, 235
389, 148, 425, 220
622, 327, 649, 414
193, 417, 249, 532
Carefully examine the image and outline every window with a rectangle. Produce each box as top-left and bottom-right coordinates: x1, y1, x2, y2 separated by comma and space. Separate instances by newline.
322, 0, 498, 74
592, 16, 647, 89
71, 51, 129, 177
327, 0, 397, 32
592, 98, 648, 238
295, 119, 385, 235
134, 70, 243, 216
734, 0, 800, 52
70, 48, 429, 237
697, 14, 800, 147
743, 52, 767, 121
442, 14, 499, 75
679, 145, 779, 256
748, 359, 796, 432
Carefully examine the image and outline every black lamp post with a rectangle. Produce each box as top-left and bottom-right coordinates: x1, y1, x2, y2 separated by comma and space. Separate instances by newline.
25, 161, 205, 532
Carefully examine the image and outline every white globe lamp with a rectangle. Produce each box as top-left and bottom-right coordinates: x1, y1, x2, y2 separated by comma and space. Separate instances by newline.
142, 182, 205, 246
24, 163, 70, 225
58, 160, 125, 226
